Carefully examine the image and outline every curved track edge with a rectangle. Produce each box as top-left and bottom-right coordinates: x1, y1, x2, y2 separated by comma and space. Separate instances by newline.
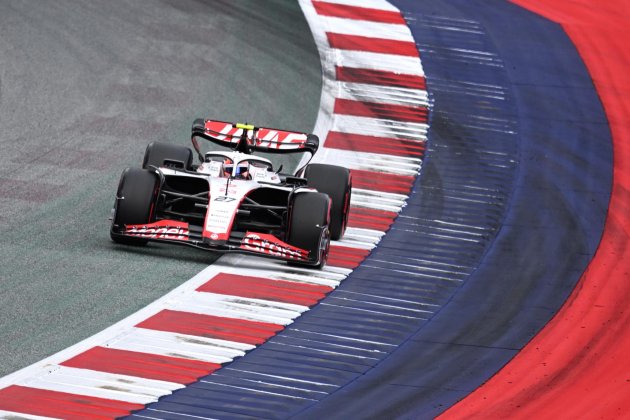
299, 0, 612, 417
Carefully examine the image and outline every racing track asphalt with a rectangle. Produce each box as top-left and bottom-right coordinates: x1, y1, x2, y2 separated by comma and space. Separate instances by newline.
0, 0, 321, 378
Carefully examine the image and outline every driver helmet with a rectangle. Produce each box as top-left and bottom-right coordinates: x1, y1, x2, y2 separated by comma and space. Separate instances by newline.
234, 161, 250, 179
222, 158, 234, 177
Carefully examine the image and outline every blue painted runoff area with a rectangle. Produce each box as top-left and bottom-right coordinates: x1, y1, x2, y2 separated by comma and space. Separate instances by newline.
130, 1, 612, 418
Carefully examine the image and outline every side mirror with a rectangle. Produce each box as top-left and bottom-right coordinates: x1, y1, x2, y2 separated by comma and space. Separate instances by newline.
192, 118, 205, 133
305, 134, 319, 154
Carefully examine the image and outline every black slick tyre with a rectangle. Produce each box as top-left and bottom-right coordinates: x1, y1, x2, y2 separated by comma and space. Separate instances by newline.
304, 163, 351, 240
287, 192, 331, 268
111, 168, 160, 246
142, 142, 193, 170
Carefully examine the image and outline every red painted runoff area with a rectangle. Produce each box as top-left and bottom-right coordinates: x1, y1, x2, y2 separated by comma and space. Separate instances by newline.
0, 385, 143, 419
198, 272, 332, 307
61, 347, 221, 385
442, 1, 630, 418
136, 309, 283, 345
326, 32, 419, 57
312, 1, 406, 24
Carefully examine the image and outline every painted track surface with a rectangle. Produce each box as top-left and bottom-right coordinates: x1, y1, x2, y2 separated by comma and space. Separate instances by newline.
0, 1, 320, 378
298, 0, 613, 418
444, 1, 630, 417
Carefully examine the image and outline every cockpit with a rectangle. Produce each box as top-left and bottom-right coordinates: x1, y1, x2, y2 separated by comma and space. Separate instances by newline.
199, 152, 276, 182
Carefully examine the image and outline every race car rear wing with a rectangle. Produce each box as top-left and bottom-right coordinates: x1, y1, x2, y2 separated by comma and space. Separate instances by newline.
191, 118, 319, 160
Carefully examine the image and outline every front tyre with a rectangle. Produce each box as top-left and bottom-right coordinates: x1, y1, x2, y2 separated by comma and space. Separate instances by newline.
110, 168, 160, 246
287, 192, 331, 269
143, 142, 193, 170
304, 164, 352, 240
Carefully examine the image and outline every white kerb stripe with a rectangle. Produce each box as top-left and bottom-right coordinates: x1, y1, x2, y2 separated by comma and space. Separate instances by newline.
315, 149, 422, 176
234, 257, 353, 278
335, 227, 382, 246
225, 266, 344, 289
333, 50, 424, 76
320, 16, 411, 41
107, 328, 248, 364
188, 289, 308, 315
313, 0, 400, 13
0, 410, 60, 420
345, 225, 388, 241
351, 189, 408, 213
19, 366, 182, 405
128, 327, 255, 353
330, 114, 428, 141
166, 291, 305, 325
218, 254, 351, 283
336, 82, 429, 107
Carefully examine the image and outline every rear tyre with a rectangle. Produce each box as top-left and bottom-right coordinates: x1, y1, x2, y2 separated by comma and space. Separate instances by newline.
110, 168, 160, 246
287, 192, 331, 268
304, 164, 352, 240
142, 142, 193, 170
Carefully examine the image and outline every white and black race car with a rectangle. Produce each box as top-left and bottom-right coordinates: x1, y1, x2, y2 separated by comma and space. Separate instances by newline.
110, 119, 352, 268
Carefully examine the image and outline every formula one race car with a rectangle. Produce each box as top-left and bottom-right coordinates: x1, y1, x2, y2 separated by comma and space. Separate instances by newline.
110, 119, 352, 268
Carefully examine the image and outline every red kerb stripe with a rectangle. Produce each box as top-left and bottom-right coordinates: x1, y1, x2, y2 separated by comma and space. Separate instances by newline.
198, 272, 332, 307
330, 245, 371, 258
325, 131, 425, 157
334, 98, 428, 123
350, 169, 415, 194
336, 66, 426, 90
61, 346, 220, 385
327, 258, 360, 269
348, 206, 398, 231
136, 309, 283, 345
0, 385, 143, 419
326, 33, 419, 57
313, 1, 406, 24
328, 245, 371, 269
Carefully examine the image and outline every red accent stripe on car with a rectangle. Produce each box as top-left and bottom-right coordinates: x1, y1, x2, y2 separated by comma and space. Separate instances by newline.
312, 1, 406, 24
336, 66, 426, 89
328, 245, 371, 269
350, 169, 415, 194
334, 98, 428, 123
325, 131, 426, 157
136, 309, 283, 345
0, 385, 143, 419
197, 273, 333, 307
326, 32, 419, 57
348, 206, 399, 231
61, 346, 220, 385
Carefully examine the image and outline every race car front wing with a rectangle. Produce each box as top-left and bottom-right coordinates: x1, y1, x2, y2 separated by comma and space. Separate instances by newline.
111, 219, 315, 264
